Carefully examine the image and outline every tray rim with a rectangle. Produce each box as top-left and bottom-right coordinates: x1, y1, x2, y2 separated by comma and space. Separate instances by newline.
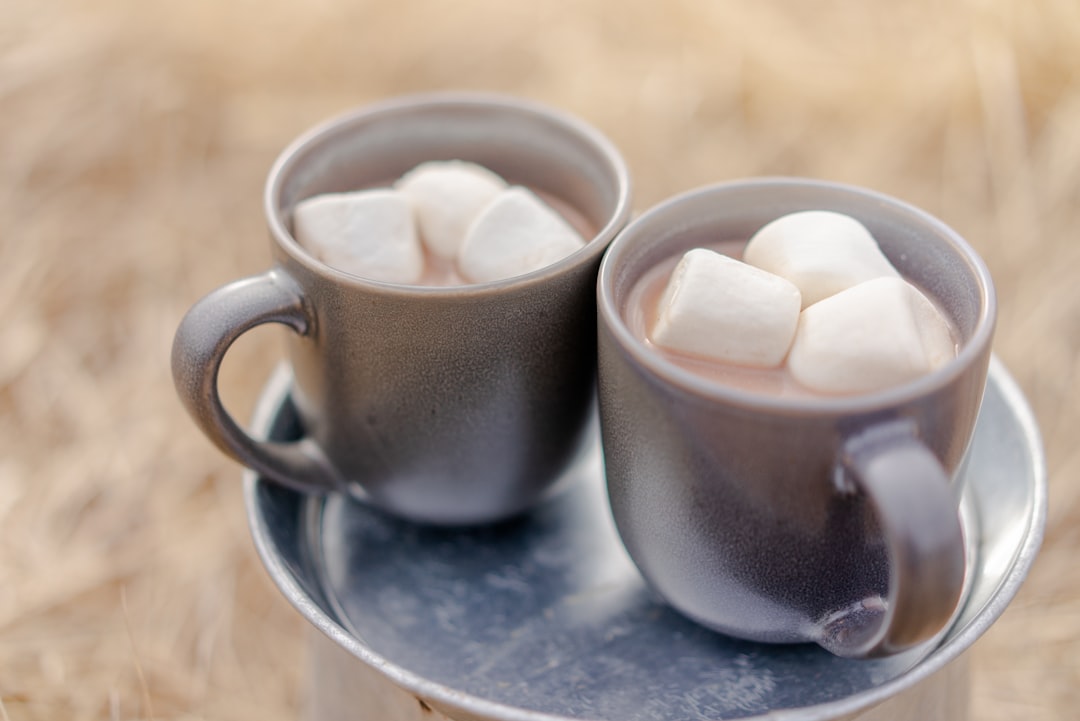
243, 355, 1046, 721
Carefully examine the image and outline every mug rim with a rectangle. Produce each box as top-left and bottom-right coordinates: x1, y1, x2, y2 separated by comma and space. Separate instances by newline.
597, 176, 997, 415
263, 91, 633, 298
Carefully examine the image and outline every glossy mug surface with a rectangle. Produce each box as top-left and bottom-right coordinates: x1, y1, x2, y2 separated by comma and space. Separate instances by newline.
172, 93, 632, 524
596, 178, 995, 658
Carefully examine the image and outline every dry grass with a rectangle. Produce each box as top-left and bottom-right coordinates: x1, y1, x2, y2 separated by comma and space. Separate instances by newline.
1, 0, 1078, 718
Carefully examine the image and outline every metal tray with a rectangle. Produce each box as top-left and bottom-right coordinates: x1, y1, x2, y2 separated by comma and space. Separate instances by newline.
245, 357, 1045, 721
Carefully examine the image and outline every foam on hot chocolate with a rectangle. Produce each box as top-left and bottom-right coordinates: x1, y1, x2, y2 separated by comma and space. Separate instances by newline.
647, 212, 956, 396
293, 160, 586, 285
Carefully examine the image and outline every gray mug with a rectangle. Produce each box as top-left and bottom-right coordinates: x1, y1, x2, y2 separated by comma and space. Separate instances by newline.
173, 93, 632, 525
597, 178, 995, 658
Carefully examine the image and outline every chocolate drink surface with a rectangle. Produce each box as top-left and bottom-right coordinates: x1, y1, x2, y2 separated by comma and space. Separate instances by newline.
624, 239, 961, 399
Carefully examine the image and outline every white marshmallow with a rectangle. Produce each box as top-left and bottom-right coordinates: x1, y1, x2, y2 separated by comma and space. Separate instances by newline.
651, 248, 802, 367
743, 210, 900, 308
395, 161, 508, 260
292, 189, 423, 283
788, 276, 956, 395
458, 186, 586, 283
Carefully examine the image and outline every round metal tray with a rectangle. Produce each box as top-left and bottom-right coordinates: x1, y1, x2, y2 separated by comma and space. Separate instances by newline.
245, 357, 1045, 721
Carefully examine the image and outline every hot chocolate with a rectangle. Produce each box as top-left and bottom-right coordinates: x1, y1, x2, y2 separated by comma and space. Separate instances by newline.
291, 160, 596, 286
625, 239, 960, 399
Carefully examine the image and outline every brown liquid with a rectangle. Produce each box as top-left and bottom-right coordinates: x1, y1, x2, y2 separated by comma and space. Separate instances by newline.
624, 240, 959, 399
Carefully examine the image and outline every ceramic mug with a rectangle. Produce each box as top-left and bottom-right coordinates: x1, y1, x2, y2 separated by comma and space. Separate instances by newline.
596, 178, 995, 658
172, 93, 632, 525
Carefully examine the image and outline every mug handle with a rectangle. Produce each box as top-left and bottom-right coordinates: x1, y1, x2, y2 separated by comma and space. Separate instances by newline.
171, 269, 341, 494
819, 419, 966, 658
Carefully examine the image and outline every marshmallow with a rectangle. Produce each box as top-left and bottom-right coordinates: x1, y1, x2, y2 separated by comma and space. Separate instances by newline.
395, 160, 508, 260
788, 277, 956, 395
292, 189, 423, 283
743, 210, 900, 308
458, 186, 586, 283
651, 248, 802, 367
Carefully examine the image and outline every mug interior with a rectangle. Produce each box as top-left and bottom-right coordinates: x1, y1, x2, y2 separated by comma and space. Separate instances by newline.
599, 178, 996, 408
265, 93, 631, 285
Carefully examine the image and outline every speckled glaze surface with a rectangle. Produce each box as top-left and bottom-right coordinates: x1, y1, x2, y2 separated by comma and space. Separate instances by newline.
596, 179, 996, 657
172, 93, 632, 524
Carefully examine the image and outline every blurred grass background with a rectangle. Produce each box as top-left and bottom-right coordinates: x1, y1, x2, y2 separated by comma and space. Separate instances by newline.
1, 0, 1078, 718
